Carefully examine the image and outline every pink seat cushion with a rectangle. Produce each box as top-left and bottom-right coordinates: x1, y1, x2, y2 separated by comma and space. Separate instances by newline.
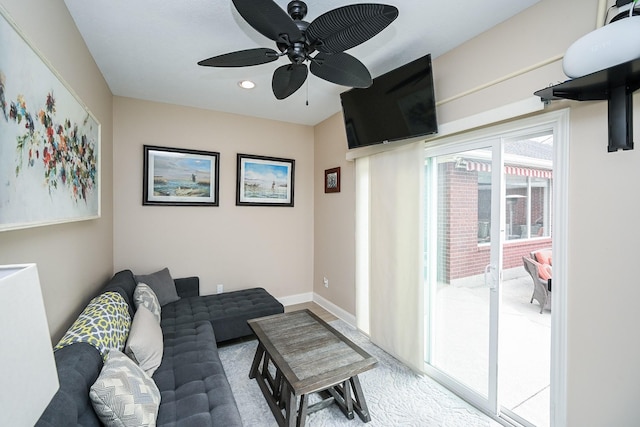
535, 250, 552, 266
537, 263, 552, 281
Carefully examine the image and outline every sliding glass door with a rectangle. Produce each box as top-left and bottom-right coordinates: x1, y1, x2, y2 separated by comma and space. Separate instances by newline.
424, 128, 553, 427
424, 141, 502, 413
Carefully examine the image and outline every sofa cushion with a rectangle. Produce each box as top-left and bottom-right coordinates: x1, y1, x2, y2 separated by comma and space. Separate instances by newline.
160, 287, 284, 342
135, 268, 180, 306
174, 276, 200, 298
55, 292, 131, 360
125, 306, 164, 377
102, 270, 138, 319
153, 321, 242, 426
36, 343, 103, 427
134, 283, 162, 323
90, 350, 160, 427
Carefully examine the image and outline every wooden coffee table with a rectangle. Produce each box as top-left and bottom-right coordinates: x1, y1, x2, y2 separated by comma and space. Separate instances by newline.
248, 310, 377, 426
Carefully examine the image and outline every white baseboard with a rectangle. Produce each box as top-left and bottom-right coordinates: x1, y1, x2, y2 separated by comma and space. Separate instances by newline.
312, 294, 356, 328
276, 292, 313, 307
277, 292, 357, 328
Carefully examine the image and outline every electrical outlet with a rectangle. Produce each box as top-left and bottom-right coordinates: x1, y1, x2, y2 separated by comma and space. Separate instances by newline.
216, 284, 224, 294
323, 277, 329, 288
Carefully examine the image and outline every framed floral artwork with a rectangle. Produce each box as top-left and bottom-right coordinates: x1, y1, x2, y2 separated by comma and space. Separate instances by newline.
0, 6, 100, 231
236, 154, 295, 207
143, 145, 219, 206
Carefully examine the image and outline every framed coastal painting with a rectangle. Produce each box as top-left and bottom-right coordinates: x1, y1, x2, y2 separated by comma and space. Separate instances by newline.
0, 6, 101, 231
143, 145, 220, 206
236, 154, 295, 207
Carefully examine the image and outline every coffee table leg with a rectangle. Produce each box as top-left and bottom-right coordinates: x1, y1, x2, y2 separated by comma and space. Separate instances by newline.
281, 382, 297, 427
326, 379, 354, 420
350, 375, 371, 422
249, 343, 265, 379
296, 395, 308, 427
274, 370, 284, 407
343, 380, 354, 418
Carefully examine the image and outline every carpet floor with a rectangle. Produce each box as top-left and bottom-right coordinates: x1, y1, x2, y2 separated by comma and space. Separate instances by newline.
217, 320, 501, 427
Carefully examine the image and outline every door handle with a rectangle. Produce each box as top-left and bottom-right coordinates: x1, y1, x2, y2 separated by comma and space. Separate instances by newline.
484, 264, 498, 290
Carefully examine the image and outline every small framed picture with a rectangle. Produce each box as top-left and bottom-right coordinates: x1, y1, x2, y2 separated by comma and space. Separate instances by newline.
143, 145, 219, 206
236, 154, 295, 207
324, 167, 341, 193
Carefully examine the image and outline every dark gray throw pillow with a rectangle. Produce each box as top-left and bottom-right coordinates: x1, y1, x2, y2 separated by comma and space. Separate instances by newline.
135, 267, 180, 306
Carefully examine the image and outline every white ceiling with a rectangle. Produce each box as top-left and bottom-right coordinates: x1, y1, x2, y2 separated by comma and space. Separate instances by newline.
63, 0, 539, 126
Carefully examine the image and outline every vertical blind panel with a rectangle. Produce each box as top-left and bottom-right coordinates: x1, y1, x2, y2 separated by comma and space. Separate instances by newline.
355, 157, 370, 335
367, 141, 425, 372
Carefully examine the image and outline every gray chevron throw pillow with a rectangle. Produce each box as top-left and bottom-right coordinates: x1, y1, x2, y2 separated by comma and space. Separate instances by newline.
90, 349, 160, 427
133, 283, 162, 324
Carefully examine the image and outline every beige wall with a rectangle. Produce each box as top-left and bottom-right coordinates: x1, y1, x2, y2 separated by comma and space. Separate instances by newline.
112, 97, 314, 299
0, 0, 113, 341
566, 98, 640, 426
313, 113, 356, 314
313, 0, 640, 424
433, 0, 595, 124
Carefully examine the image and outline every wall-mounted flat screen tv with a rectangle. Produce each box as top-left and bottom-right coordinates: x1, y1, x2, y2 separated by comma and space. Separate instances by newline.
340, 54, 438, 149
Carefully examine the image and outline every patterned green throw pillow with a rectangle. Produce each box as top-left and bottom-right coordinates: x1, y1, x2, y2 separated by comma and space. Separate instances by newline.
55, 292, 131, 360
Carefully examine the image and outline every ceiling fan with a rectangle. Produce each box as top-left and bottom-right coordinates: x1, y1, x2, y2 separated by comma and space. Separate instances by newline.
198, 0, 399, 100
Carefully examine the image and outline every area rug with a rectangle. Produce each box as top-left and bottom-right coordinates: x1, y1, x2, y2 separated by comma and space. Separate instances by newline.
218, 320, 499, 427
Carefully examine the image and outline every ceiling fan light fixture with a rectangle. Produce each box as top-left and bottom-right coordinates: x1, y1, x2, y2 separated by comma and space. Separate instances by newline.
238, 80, 256, 89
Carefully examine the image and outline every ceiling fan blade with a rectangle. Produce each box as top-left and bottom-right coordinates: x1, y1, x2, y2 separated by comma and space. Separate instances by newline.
232, 0, 303, 43
310, 52, 372, 88
197, 48, 279, 67
306, 4, 398, 54
272, 64, 308, 100
198, 47, 280, 67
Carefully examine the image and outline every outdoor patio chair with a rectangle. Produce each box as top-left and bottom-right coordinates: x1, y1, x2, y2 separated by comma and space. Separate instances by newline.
522, 256, 551, 313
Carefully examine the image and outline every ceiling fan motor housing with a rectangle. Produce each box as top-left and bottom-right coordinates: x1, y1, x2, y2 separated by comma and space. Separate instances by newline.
282, 1, 313, 63
277, 17, 312, 64
287, 42, 310, 64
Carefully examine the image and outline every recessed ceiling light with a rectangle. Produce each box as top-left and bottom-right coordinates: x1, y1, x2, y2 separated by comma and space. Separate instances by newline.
238, 80, 255, 89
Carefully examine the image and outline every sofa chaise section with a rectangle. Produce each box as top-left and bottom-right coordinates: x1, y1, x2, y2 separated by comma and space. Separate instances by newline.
162, 286, 285, 342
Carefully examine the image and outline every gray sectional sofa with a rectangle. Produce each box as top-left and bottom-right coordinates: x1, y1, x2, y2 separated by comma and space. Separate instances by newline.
36, 269, 284, 426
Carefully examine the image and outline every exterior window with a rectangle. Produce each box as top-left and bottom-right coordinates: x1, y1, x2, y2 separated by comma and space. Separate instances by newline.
477, 171, 491, 242
477, 173, 551, 244
505, 175, 551, 241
